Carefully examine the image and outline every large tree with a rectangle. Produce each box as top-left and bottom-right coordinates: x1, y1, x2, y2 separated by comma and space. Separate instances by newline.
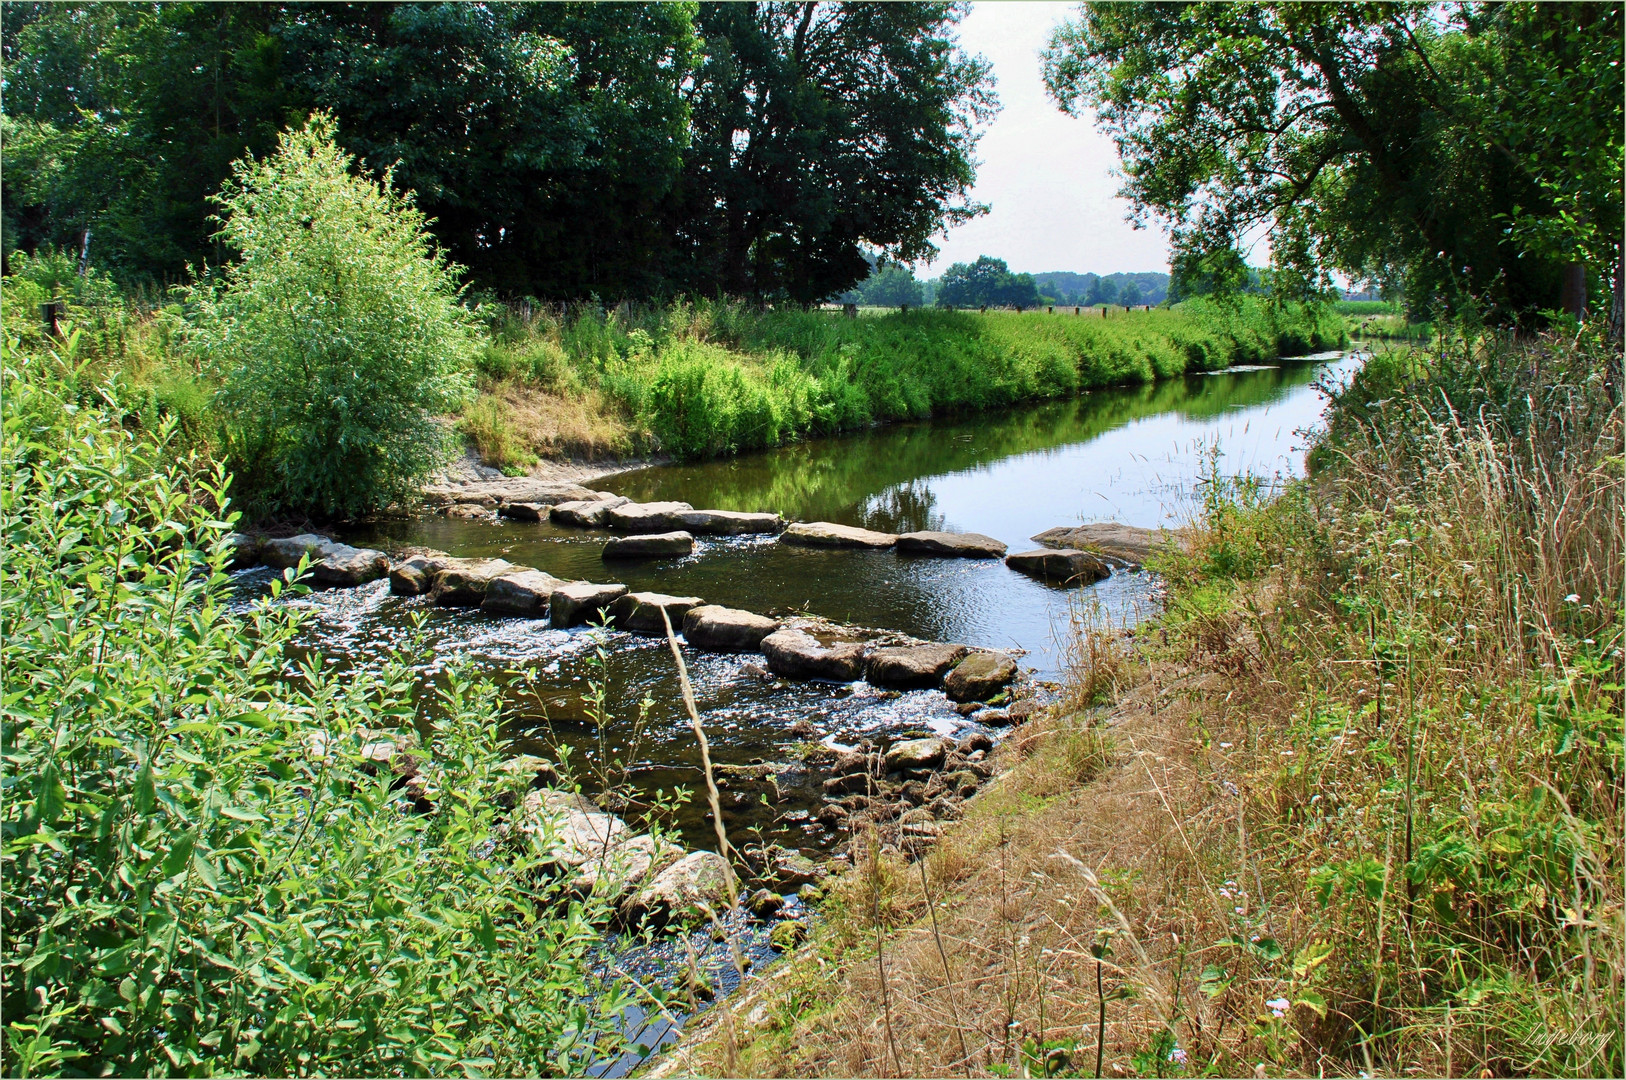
936, 255, 1042, 310
1042, 3, 1624, 325
658, 1, 996, 303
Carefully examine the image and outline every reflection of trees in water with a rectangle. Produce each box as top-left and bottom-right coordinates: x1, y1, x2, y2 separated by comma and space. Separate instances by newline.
858, 480, 944, 534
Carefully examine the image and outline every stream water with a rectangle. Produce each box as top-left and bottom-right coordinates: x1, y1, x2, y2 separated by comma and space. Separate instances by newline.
230, 351, 1361, 1067
234, 350, 1360, 858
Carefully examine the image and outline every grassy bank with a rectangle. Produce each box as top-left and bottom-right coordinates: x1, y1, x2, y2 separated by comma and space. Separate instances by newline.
1, 257, 1341, 484
657, 330, 1622, 1078
1336, 299, 1433, 343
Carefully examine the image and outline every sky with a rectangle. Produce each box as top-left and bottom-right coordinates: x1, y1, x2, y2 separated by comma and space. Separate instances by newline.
923, 2, 1172, 279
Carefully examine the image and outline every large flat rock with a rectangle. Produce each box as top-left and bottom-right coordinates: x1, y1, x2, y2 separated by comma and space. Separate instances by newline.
605, 501, 695, 533
551, 496, 631, 528
259, 533, 338, 570
310, 543, 390, 587
943, 650, 1019, 702
422, 478, 612, 509
549, 581, 629, 628
676, 509, 784, 536
481, 569, 567, 616
1030, 523, 1177, 567
1005, 548, 1111, 585
895, 531, 1007, 559
602, 531, 694, 560
430, 558, 521, 606
609, 591, 705, 634
683, 605, 781, 652
865, 643, 969, 689
779, 521, 898, 549
761, 626, 869, 682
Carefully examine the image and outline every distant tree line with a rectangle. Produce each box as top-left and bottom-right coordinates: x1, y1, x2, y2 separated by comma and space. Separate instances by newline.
1, 1, 996, 305
839, 260, 1173, 310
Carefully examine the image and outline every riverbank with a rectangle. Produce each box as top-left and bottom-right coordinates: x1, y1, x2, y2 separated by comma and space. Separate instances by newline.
644, 329, 1623, 1078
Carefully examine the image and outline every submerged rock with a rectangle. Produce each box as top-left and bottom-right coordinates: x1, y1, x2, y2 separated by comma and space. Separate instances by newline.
549, 581, 629, 628
609, 591, 705, 634
778, 521, 898, 549
1005, 548, 1110, 585
676, 509, 784, 535
481, 569, 566, 616
683, 605, 781, 652
761, 626, 869, 682
865, 643, 969, 689
602, 531, 694, 559
621, 850, 734, 927
551, 496, 630, 528
605, 501, 695, 533
944, 651, 1019, 702
430, 558, 520, 606
895, 531, 1007, 558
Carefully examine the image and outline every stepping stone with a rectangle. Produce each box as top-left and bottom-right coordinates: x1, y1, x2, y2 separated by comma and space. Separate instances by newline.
683, 605, 782, 652
389, 553, 441, 595
430, 558, 520, 607
1005, 548, 1110, 585
865, 643, 969, 689
609, 591, 705, 634
885, 737, 949, 772
259, 533, 338, 569
549, 581, 629, 628
550, 496, 630, 528
421, 479, 610, 509
481, 569, 567, 616
675, 509, 784, 535
602, 531, 694, 559
1030, 523, 1175, 567
943, 651, 1019, 702
497, 502, 551, 522
760, 626, 869, 682
311, 543, 390, 587
895, 531, 1007, 558
779, 521, 898, 549
605, 501, 694, 533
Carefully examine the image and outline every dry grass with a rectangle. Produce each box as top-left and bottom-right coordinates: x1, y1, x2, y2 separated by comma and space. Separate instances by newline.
648, 330, 1623, 1080
458, 379, 635, 470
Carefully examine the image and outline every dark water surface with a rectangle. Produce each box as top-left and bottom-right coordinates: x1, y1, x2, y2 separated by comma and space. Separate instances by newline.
245, 352, 1358, 856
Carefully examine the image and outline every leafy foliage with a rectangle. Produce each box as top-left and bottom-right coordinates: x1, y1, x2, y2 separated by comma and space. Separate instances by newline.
936, 256, 1042, 310
0, 338, 632, 1076
1043, 3, 1625, 324
187, 113, 475, 519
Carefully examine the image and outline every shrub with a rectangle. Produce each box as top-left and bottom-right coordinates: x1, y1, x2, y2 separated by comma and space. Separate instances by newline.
0, 339, 631, 1076
189, 112, 475, 519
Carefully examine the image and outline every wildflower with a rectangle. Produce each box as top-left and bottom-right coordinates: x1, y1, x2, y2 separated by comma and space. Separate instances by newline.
1219, 741, 1233, 749
1266, 997, 1289, 1018
1565, 593, 1580, 604
1235, 906, 1245, 915
1170, 1046, 1188, 1065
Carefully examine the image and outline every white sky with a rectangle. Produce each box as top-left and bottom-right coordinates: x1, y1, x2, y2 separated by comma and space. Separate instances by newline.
923, 1, 1172, 278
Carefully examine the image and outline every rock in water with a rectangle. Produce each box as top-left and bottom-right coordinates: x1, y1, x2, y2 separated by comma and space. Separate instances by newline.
601, 531, 694, 560
430, 558, 520, 606
778, 521, 899, 549
761, 627, 869, 682
497, 502, 550, 522
865, 643, 969, 689
1005, 548, 1110, 585
517, 790, 629, 869
675, 509, 784, 535
1029, 523, 1174, 567
224, 532, 261, 570
621, 850, 734, 927
609, 591, 705, 634
769, 920, 809, 951
771, 851, 827, 889
943, 651, 1019, 702
548, 581, 629, 628
605, 501, 695, 533
748, 888, 786, 919
481, 569, 566, 616
885, 737, 949, 772
389, 554, 440, 595
311, 543, 391, 587
572, 834, 684, 904
421, 478, 608, 509
895, 531, 1008, 558
550, 496, 630, 528
259, 533, 338, 569
683, 605, 782, 652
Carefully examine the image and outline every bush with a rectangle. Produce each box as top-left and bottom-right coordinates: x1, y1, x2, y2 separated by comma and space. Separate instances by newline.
189, 112, 475, 519
0, 339, 632, 1076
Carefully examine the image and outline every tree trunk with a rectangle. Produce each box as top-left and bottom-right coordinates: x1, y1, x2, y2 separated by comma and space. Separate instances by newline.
1559, 261, 1587, 319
